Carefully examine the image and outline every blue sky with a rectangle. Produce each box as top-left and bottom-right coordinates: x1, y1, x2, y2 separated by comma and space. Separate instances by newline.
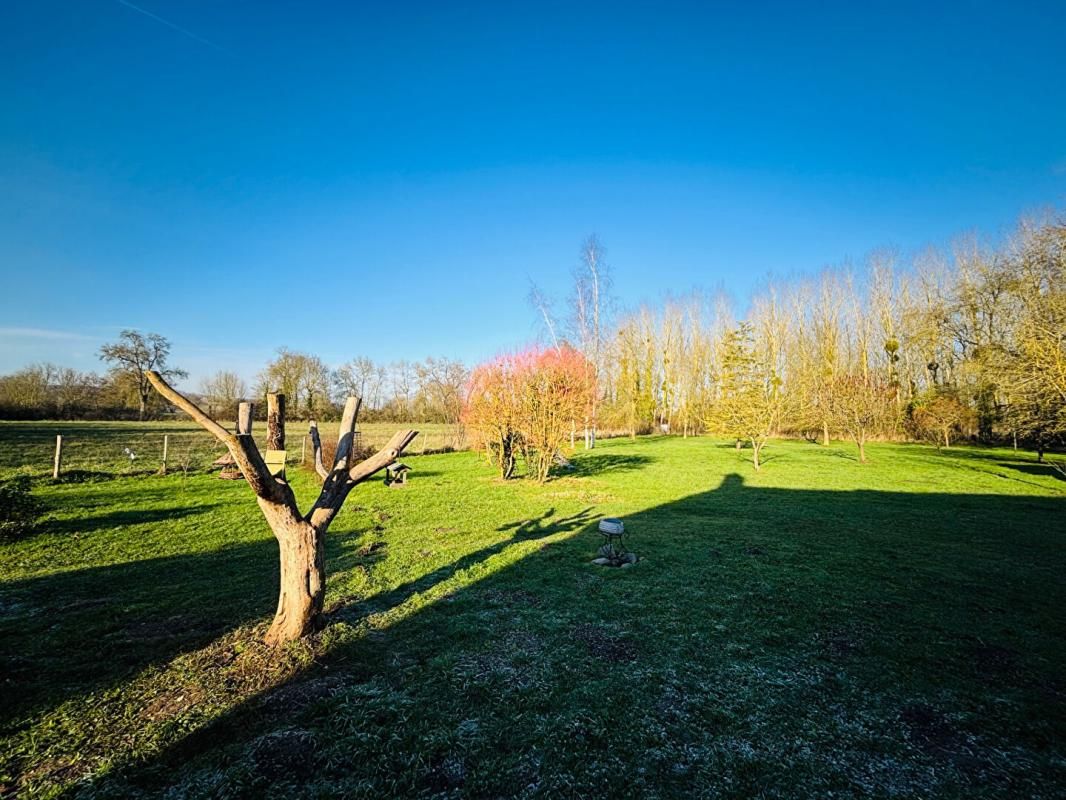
2, 1, 1064, 387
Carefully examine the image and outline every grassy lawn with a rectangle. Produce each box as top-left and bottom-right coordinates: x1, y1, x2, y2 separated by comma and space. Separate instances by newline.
1, 431, 1064, 798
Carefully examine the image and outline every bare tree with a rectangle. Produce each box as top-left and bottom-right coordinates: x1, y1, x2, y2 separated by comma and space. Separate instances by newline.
146, 371, 417, 644
827, 373, 892, 463
528, 281, 560, 347
334, 357, 383, 411
569, 234, 613, 447
390, 359, 415, 419
415, 357, 467, 424
99, 331, 187, 420
199, 370, 247, 419
259, 349, 331, 419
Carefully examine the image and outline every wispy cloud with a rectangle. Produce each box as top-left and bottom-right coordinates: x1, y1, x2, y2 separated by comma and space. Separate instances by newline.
115, 0, 231, 55
0, 327, 96, 341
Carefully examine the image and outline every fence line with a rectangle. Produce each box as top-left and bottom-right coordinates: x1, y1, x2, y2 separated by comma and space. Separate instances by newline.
8, 425, 467, 479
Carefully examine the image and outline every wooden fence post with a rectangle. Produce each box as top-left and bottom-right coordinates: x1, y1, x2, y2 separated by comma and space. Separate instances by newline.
161, 434, 169, 475
53, 434, 63, 480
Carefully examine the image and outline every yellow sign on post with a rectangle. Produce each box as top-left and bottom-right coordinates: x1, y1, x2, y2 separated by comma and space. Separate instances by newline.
264, 449, 287, 478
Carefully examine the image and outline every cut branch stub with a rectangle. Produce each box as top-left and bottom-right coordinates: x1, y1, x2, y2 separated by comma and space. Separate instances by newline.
333, 396, 362, 471
267, 393, 285, 451
238, 402, 254, 436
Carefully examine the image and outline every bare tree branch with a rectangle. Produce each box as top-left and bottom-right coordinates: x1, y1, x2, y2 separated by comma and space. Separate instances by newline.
146, 370, 283, 501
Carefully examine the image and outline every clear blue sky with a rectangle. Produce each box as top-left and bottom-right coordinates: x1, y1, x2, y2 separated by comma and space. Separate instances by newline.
2, 1, 1064, 387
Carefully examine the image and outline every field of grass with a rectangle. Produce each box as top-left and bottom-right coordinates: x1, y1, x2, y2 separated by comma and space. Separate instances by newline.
0, 420, 463, 478
1, 428, 1064, 798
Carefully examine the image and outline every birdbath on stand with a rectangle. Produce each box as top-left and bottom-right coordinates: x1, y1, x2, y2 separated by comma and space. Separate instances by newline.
593, 517, 637, 567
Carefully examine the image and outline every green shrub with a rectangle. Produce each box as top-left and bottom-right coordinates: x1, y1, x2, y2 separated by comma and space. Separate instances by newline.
0, 474, 44, 542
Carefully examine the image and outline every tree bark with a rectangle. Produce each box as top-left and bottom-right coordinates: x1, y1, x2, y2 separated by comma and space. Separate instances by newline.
262, 500, 323, 645
822, 420, 830, 446
751, 438, 761, 471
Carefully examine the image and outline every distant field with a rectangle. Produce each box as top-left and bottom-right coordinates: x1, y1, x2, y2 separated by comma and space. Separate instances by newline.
0, 420, 464, 477
1, 434, 1064, 797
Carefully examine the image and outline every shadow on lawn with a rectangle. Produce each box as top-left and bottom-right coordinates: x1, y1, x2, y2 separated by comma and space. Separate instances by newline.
330, 507, 596, 627
40, 505, 223, 537
0, 518, 385, 727
15, 473, 1066, 798
1000, 461, 1066, 481
567, 453, 654, 476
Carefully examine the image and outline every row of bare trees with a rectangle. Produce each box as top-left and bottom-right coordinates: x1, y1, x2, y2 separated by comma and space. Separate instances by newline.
249, 352, 467, 423
0, 331, 187, 421
0, 335, 468, 426
533, 219, 1064, 465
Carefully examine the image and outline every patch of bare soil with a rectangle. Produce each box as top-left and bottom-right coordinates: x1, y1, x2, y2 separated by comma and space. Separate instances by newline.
357, 540, 386, 557
112, 614, 217, 644
141, 683, 208, 722
481, 587, 542, 607
266, 676, 347, 714
571, 623, 638, 663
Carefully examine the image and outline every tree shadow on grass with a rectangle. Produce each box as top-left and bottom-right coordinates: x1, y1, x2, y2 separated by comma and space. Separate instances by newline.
999, 462, 1066, 482
567, 454, 654, 476
0, 514, 386, 730
496, 506, 597, 539
39, 505, 223, 537
15, 474, 1066, 798
329, 507, 596, 625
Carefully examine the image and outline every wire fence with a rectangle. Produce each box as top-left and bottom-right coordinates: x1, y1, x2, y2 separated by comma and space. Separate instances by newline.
0, 423, 467, 479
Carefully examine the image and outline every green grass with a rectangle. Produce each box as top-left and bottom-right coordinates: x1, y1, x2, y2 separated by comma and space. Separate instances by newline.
1, 430, 1064, 798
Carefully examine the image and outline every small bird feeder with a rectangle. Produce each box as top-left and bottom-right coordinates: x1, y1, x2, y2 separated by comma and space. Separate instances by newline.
385, 462, 410, 488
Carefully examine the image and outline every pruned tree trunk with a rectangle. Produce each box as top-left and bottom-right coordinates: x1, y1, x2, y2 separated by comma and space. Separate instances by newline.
262, 500, 323, 645
751, 438, 762, 471
822, 420, 830, 446
146, 371, 416, 645
857, 435, 867, 463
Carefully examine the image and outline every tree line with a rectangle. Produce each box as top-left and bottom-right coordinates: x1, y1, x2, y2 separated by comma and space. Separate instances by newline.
3, 215, 1062, 469
0, 331, 468, 425
503, 217, 1064, 470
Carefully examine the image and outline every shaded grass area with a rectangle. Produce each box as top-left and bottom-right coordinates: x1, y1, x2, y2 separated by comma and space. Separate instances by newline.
1, 436, 1064, 798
